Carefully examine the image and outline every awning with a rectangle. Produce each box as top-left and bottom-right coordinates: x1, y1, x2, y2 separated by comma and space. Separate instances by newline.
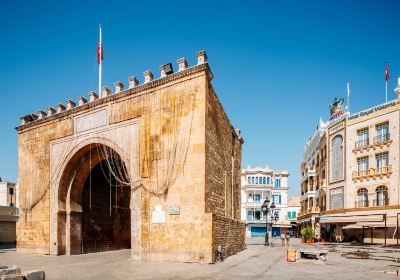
342, 224, 365, 229
0, 215, 18, 222
319, 214, 384, 224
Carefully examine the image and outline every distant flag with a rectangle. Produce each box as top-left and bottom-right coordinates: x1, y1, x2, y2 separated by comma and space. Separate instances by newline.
385, 62, 389, 81
385, 62, 389, 102
98, 25, 103, 96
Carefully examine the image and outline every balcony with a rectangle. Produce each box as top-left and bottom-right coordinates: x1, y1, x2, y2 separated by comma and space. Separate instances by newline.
301, 169, 316, 183
355, 139, 369, 149
373, 198, 389, 207
355, 201, 369, 208
298, 207, 320, 217
300, 190, 316, 202
352, 165, 392, 181
353, 133, 392, 153
246, 200, 263, 207
374, 133, 390, 145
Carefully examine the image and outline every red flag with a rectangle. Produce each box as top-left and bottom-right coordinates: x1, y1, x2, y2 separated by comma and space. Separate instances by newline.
386, 63, 389, 81
97, 41, 103, 65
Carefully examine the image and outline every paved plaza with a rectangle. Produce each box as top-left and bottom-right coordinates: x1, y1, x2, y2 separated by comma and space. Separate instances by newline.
1, 238, 399, 279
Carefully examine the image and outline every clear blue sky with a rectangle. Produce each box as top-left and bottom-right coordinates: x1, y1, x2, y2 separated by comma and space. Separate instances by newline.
1, 0, 399, 196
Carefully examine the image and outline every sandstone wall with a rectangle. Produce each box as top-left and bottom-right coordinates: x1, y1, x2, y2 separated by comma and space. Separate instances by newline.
17, 118, 74, 253
205, 83, 245, 261
16, 65, 214, 261
212, 214, 245, 261
16, 61, 243, 263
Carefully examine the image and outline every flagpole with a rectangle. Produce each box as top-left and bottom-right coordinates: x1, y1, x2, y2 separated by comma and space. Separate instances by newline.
347, 80, 350, 113
99, 24, 102, 97
386, 80, 388, 102
385, 61, 389, 103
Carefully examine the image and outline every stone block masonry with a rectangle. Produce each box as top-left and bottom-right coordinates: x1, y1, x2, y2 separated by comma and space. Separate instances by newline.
16, 51, 244, 263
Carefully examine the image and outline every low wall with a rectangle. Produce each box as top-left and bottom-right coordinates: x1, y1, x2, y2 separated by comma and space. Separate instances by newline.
212, 214, 245, 262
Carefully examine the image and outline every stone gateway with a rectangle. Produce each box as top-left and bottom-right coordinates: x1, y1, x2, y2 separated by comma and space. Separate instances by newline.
16, 51, 245, 263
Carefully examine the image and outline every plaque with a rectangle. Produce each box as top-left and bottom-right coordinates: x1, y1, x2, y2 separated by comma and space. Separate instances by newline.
169, 206, 180, 215
151, 205, 165, 224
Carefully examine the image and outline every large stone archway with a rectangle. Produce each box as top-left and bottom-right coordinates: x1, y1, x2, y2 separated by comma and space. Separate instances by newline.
55, 142, 131, 255
48, 117, 141, 257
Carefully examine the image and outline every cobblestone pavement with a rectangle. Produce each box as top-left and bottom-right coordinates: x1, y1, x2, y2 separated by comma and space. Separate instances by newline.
1, 238, 400, 279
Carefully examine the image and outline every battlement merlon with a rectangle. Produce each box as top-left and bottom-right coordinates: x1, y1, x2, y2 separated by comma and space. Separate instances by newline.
16, 50, 214, 131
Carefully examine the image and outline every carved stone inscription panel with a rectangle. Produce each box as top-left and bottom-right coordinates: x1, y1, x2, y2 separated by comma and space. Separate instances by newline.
75, 109, 107, 134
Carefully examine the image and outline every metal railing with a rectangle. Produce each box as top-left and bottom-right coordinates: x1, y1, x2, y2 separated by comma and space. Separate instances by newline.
355, 138, 369, 148
373, 198, 389, 207
374, 133, 390, 144
352, 165, 392, 179
355, 200, 369, 208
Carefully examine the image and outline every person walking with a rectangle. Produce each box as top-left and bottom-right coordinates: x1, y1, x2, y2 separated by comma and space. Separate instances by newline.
286, 232, 290, 246
280, 231, 286, 246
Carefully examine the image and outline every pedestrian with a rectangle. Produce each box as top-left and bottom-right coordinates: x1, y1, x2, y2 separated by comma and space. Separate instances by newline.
280, 231, 286, 246
286, 232, 290, 246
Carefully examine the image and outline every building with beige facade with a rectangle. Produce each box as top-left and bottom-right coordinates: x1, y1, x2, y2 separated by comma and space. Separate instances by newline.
15, 51, 245, 263
299, 77, 400, 244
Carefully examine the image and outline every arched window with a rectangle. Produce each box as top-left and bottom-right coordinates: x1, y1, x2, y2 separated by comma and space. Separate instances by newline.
275, 178, 281, 187
331, 135, 344, 181
267, 177, 270, 184
357, 188, 368, 208
376, 186, 388, 206
263, 177, 266, 184
255, 177, 259, 184
247, 177, 251, 184
251, 177, 255, 184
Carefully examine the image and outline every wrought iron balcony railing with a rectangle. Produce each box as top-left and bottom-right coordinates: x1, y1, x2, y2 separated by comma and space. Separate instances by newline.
374, 133, 390, 144
373, 198, 389, 207
352, 165, 392, 180
355, 139, 369, 148
355, 200, 369, 208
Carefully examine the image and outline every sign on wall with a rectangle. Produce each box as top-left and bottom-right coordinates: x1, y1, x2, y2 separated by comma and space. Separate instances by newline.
152, 205, 166, 224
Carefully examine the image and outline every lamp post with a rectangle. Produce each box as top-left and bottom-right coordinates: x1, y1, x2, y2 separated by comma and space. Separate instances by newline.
273, 212, 279, 237
261, 197, 276, 246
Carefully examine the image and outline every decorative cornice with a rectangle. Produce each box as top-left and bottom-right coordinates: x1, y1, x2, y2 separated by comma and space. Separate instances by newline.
16, 63, 212, 132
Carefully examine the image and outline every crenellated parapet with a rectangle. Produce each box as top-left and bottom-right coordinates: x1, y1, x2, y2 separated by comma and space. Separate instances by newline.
18, 50, 209, 127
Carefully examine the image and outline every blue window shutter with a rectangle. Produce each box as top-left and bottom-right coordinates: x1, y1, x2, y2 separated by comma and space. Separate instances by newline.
278, 195, 281, 204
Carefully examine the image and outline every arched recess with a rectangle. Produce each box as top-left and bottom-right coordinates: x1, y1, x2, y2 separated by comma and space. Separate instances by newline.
53, 138, 134, 255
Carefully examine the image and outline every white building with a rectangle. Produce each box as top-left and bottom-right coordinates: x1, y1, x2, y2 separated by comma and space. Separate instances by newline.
0, 178, 17, 207
241, 166, 299, 237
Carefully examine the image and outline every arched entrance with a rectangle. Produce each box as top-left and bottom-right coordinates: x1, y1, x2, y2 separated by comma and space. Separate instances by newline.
55, 141, 131, 255
81, 160, 131, 253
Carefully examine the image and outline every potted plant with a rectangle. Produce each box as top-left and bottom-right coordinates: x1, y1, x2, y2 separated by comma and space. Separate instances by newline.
300, 226, 315, 243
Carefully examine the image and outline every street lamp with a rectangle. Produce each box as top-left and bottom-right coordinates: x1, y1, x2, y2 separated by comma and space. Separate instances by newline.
261, 197, 276, 246
273, 211, 279, 237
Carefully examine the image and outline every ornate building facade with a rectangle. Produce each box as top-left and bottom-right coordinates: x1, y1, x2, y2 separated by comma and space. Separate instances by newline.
240, 166, 298, 237
16, 51, 245, 263
299, 77, 400, 244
